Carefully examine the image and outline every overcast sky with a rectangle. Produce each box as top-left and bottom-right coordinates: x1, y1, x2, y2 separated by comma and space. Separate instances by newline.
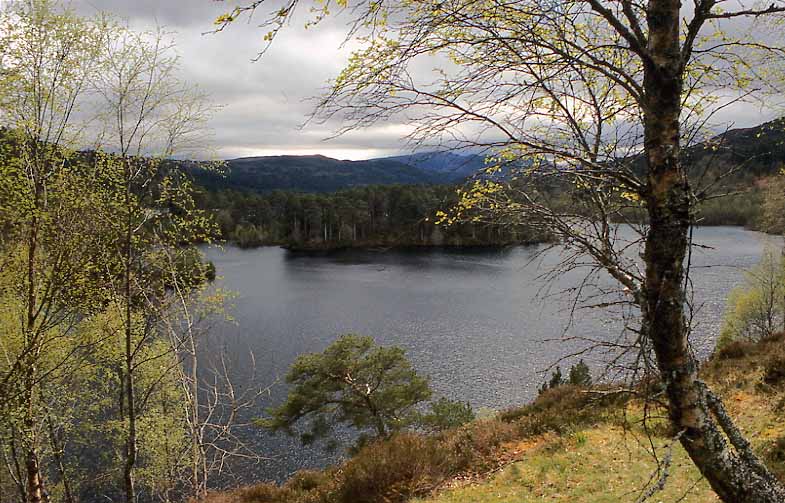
66, 0, 779, 161
68, 0, 413, 160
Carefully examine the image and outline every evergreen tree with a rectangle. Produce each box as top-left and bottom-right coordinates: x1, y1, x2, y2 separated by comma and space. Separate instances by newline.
568, 360, 592, 387
258, 335, 431, 446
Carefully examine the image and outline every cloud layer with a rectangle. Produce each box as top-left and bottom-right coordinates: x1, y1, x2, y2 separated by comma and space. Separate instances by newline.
67, 1, 779, 161
70, 0, 408, 160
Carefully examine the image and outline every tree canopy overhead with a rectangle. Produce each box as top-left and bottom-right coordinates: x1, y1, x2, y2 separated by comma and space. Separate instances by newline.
217, 1, 785, 501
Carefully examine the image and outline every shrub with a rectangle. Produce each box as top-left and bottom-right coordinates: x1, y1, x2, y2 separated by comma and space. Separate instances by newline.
718, 249, 785, 346
761, 331, 785, 345
568, 360, 592, 387
282, 469, 336, 503
763, 356, 785, 387
235, 483, 290, 503
193, 492, 234, 503
208, 470, 336, 503
765, 436, 785, 482
538, 366, 564, 394
706, 331, 785, 388
338, 433, 449, 503
419, 398, 476, 432
538, 361, 593, 394
572, 430, 588, 447
500, 384, 624, 437
768, 437, 785, 464
519, 386, 593, 435
503, 385, 586, 422
715, 339, 755, 360
438, 418, 518, 471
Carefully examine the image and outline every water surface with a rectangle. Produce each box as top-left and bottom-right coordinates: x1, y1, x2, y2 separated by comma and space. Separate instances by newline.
201, 226, 781, 481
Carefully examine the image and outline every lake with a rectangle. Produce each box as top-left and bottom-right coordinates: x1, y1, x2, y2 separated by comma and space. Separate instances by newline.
201, 226, 782, 483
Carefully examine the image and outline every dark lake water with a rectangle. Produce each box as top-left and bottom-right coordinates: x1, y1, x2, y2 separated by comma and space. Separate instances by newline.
201, 226, 782, 483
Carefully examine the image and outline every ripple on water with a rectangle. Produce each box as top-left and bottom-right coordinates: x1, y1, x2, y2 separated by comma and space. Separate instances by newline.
200, 226, 783, 482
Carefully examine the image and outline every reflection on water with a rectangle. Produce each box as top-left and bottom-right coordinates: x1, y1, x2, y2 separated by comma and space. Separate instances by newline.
201, 226, 782, 482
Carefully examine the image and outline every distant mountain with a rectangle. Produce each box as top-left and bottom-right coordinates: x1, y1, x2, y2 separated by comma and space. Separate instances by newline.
189, 151, 491, 194
684, 118, 785, 182
382, 152, 487, 182
188, 120, 785, 195
190, 154, 445, 193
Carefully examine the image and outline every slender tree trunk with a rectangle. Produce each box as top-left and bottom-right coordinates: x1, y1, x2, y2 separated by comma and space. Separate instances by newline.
123, 300, 137, 503
779, 247, 785, 333
23, 331, 45, 503
187, 337, 207, 499
24, 446, 44, 503
123, 165, 137, 503
24, 174, 46, 503
46, 413, 74, 503
642, 2, 785, 501
9, 436, 28, 503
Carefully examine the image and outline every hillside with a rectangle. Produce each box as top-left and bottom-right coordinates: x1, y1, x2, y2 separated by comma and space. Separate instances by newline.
417, 337, 785, 503
190, 155, 444, 193
188, 120, 785, 195
188, 152, 493, 194
685, 118, 785, 182
384, 152, 487, 182
199, 334, 785, 503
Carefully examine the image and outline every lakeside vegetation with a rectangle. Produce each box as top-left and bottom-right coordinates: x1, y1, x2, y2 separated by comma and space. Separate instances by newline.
195, 184, 548, 250
4, 0, 785, 502
192, 172, 783, 251
200, 330, 785, 503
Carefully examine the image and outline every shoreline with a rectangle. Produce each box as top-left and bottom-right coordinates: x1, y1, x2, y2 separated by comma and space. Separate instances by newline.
217, 239, 548, 252
212, 223, 783, 253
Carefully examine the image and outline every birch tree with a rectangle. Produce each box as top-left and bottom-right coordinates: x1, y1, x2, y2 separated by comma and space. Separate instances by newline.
216, 1, 785, 500
0, 3, 232, 501
91, 22, 217, 503
0, 2, 103, 501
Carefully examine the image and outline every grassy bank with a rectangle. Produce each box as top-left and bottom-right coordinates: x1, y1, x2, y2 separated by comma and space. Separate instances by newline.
199, 333, 785, 503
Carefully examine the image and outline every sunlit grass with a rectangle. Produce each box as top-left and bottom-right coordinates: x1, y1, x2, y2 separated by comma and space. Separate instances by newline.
418, 348, 785, 503
415, 422, 720, 503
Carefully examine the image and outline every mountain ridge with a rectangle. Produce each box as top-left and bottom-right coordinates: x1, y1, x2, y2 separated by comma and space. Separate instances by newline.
190, 119, 785, 194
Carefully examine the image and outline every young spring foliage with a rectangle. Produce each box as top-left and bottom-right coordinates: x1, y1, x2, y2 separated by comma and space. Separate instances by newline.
719, 249, 785, 347
0, 2, 227, 502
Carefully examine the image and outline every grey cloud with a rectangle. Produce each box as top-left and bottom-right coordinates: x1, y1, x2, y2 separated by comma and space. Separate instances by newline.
72, 0, 225, 27
67, 0, 407, 160
64, 1, 776, 161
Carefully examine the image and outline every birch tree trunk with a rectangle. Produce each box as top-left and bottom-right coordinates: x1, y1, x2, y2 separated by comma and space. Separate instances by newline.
642, 2, 785, 500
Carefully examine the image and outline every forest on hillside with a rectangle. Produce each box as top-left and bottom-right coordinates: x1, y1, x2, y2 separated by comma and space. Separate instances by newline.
192, 171, 785, 250
187, 116, 785, 249
195, 184, 548, 249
